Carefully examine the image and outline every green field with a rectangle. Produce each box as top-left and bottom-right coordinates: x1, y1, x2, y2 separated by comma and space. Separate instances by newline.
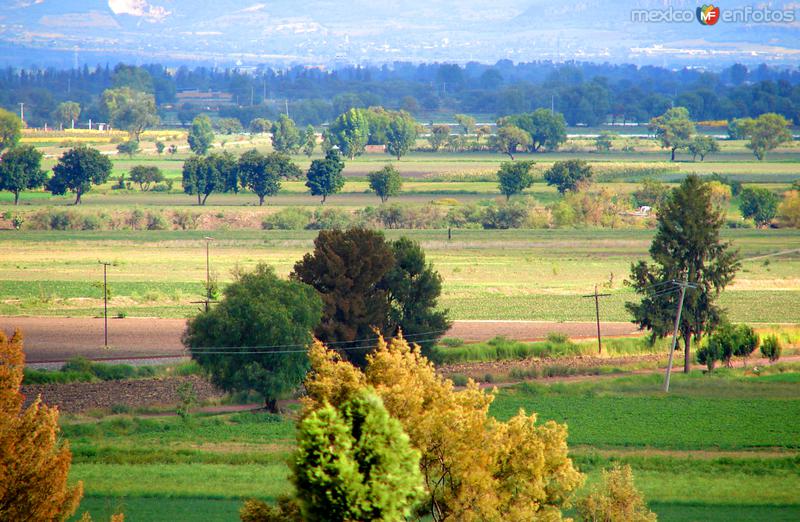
63, 368, 800, 521
2, 228, 798, 323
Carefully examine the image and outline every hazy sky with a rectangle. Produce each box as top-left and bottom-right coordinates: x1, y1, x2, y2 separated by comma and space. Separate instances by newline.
3, 1, 800, 67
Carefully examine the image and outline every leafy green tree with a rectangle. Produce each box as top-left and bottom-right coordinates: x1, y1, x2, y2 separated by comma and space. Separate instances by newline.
215, 117, 243, 135
727, 118, 754, 140
385, 112, 417, 160
368, 165, 402, 203
760, 334, 782, 363
328, 109, 370, 159
183, 264, 322, 412
544, 159, 593, 194
743, 113, 792, 160
632, 178, 669, 208
687, 134, 719, 161
155, 141, 165, 155
102, 87, 159, 141
182, 152, 236, 205
739, 187, 778, 227
454, 113, 476, 136
292, 389, 424, 522
733, 323, 759, 367
380, 237, 451, 357
649, 107, 695, 161
271, 115, 302, 154
249, 118, 272, 134
491, 125, 531, 159
0, 145, 47, 205
0, 108, 22, 153
53, 101, 81, 130
594, 131, 615, 152
626, 175, 740, 373
476, 125, 491, 144
291, 228, 395, 367
128, 165, 165, 191
303, 125, 316, 157
305, 149, 346, 203
502, 109, 567, 152
427, 124, 450, 151
497, 160, 535, 200
239, 149, 300, 205
188, 114, 214, 155
116, 140, 140, 158
47, 146, 112, 204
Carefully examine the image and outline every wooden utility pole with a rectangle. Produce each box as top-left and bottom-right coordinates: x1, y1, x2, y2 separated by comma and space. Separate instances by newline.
204, 237, 214, 312
582, 285, 610, 354
664, 278, 697, 392
99, 261, 112, 348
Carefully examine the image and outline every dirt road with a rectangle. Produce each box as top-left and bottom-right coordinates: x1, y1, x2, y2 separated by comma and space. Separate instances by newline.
0, 316, 641, 363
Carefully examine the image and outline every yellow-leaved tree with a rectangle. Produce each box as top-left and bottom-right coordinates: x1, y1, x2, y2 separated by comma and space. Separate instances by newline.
576, 464, 657, 522
303, 333, 584, 522
0, 329, 83, 520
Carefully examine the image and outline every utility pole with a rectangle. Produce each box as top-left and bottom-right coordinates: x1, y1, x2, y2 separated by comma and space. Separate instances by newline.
664, 278, 697, 392
582, 285, 611, 354
204, 237, 214, 312
18, 102, 24, 123
99, 261, 112, 348
285, 99, 289, 118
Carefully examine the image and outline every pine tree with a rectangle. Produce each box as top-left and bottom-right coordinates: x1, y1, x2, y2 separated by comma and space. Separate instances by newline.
626, 175, 739, 372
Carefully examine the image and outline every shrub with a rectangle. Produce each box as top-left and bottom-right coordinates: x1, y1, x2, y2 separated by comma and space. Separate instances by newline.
760, 334, 782, 363
480, 201, 529, 229
307, 208, 353, 230
576, 464, 657, 522
80, 214, 103, 230
696, 342, 721, 371
262, 208, 311, 230
546, 332, 570, 344
146, 212, 168, 230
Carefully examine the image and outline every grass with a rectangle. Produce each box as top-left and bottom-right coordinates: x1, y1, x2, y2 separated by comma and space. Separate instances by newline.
490, 370, 800, 449
57, 367, 800, 520
1, 228, 798, 322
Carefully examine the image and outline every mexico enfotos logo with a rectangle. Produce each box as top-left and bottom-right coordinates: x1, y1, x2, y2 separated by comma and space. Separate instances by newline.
631, 4, 796, 24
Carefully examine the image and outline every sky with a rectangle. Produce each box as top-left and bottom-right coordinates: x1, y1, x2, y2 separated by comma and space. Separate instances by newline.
1, 1, 799, 68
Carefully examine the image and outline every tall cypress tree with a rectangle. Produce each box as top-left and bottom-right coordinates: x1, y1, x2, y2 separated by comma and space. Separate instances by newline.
626, 175, 739, 372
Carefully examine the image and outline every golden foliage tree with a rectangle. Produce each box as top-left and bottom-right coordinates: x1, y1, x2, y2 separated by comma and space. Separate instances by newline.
304, 333, 584, 521
0, 329, 83, 520
576, 465, 657, 522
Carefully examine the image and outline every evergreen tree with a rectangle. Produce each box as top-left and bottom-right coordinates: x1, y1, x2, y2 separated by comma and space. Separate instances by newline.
626, 175, 739, 372
305, 149, 345, 203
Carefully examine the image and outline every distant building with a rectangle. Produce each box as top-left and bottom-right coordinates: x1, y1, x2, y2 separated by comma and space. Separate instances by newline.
176, 89, 235, 109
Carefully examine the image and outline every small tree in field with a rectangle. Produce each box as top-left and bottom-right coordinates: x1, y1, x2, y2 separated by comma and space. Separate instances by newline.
491, 125, 531, 159
292, 389, 424, 522
739, 187, 778, 227
497, 160, 535, 200
183, 264, 322, 412
47, 146, 113, 204
305, 149, 345, 203
238, 149, 301, 205
128, 165, 165, 191
368, 164, 402, 202
733, 324, 759, 367
188, 114, 214, 155
545, 159, 593, 194
116, 140, 140, 158
0, 145, 47, 205
576, 465, 657, 522
760, 334, 782, 363
688, 134, 719, 161
0, 329, 83, 520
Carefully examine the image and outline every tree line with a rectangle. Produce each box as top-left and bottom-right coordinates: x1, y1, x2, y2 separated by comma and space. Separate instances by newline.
3, 61, 800, 128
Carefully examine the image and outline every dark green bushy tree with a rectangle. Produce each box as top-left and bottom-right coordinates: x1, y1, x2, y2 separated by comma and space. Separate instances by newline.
0, 145, 47, 205
292, 389, 423, 522
626, 175, 740, 373
291, 228, 395, 367
238, 149, 300, 205
183, 264, 322, 412
182, 151, 237, 205
544, 159, 592, 194
497, 160, 535, 200
47, 146, 112, 204
128, 165, 164, 191
368, 164, 402, 202
739, 187, 778, 227
305, 149, 345, 203
380, 237, 451, 357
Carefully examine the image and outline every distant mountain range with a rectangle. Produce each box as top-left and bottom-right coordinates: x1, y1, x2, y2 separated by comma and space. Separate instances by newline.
1, 1, 799, 68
